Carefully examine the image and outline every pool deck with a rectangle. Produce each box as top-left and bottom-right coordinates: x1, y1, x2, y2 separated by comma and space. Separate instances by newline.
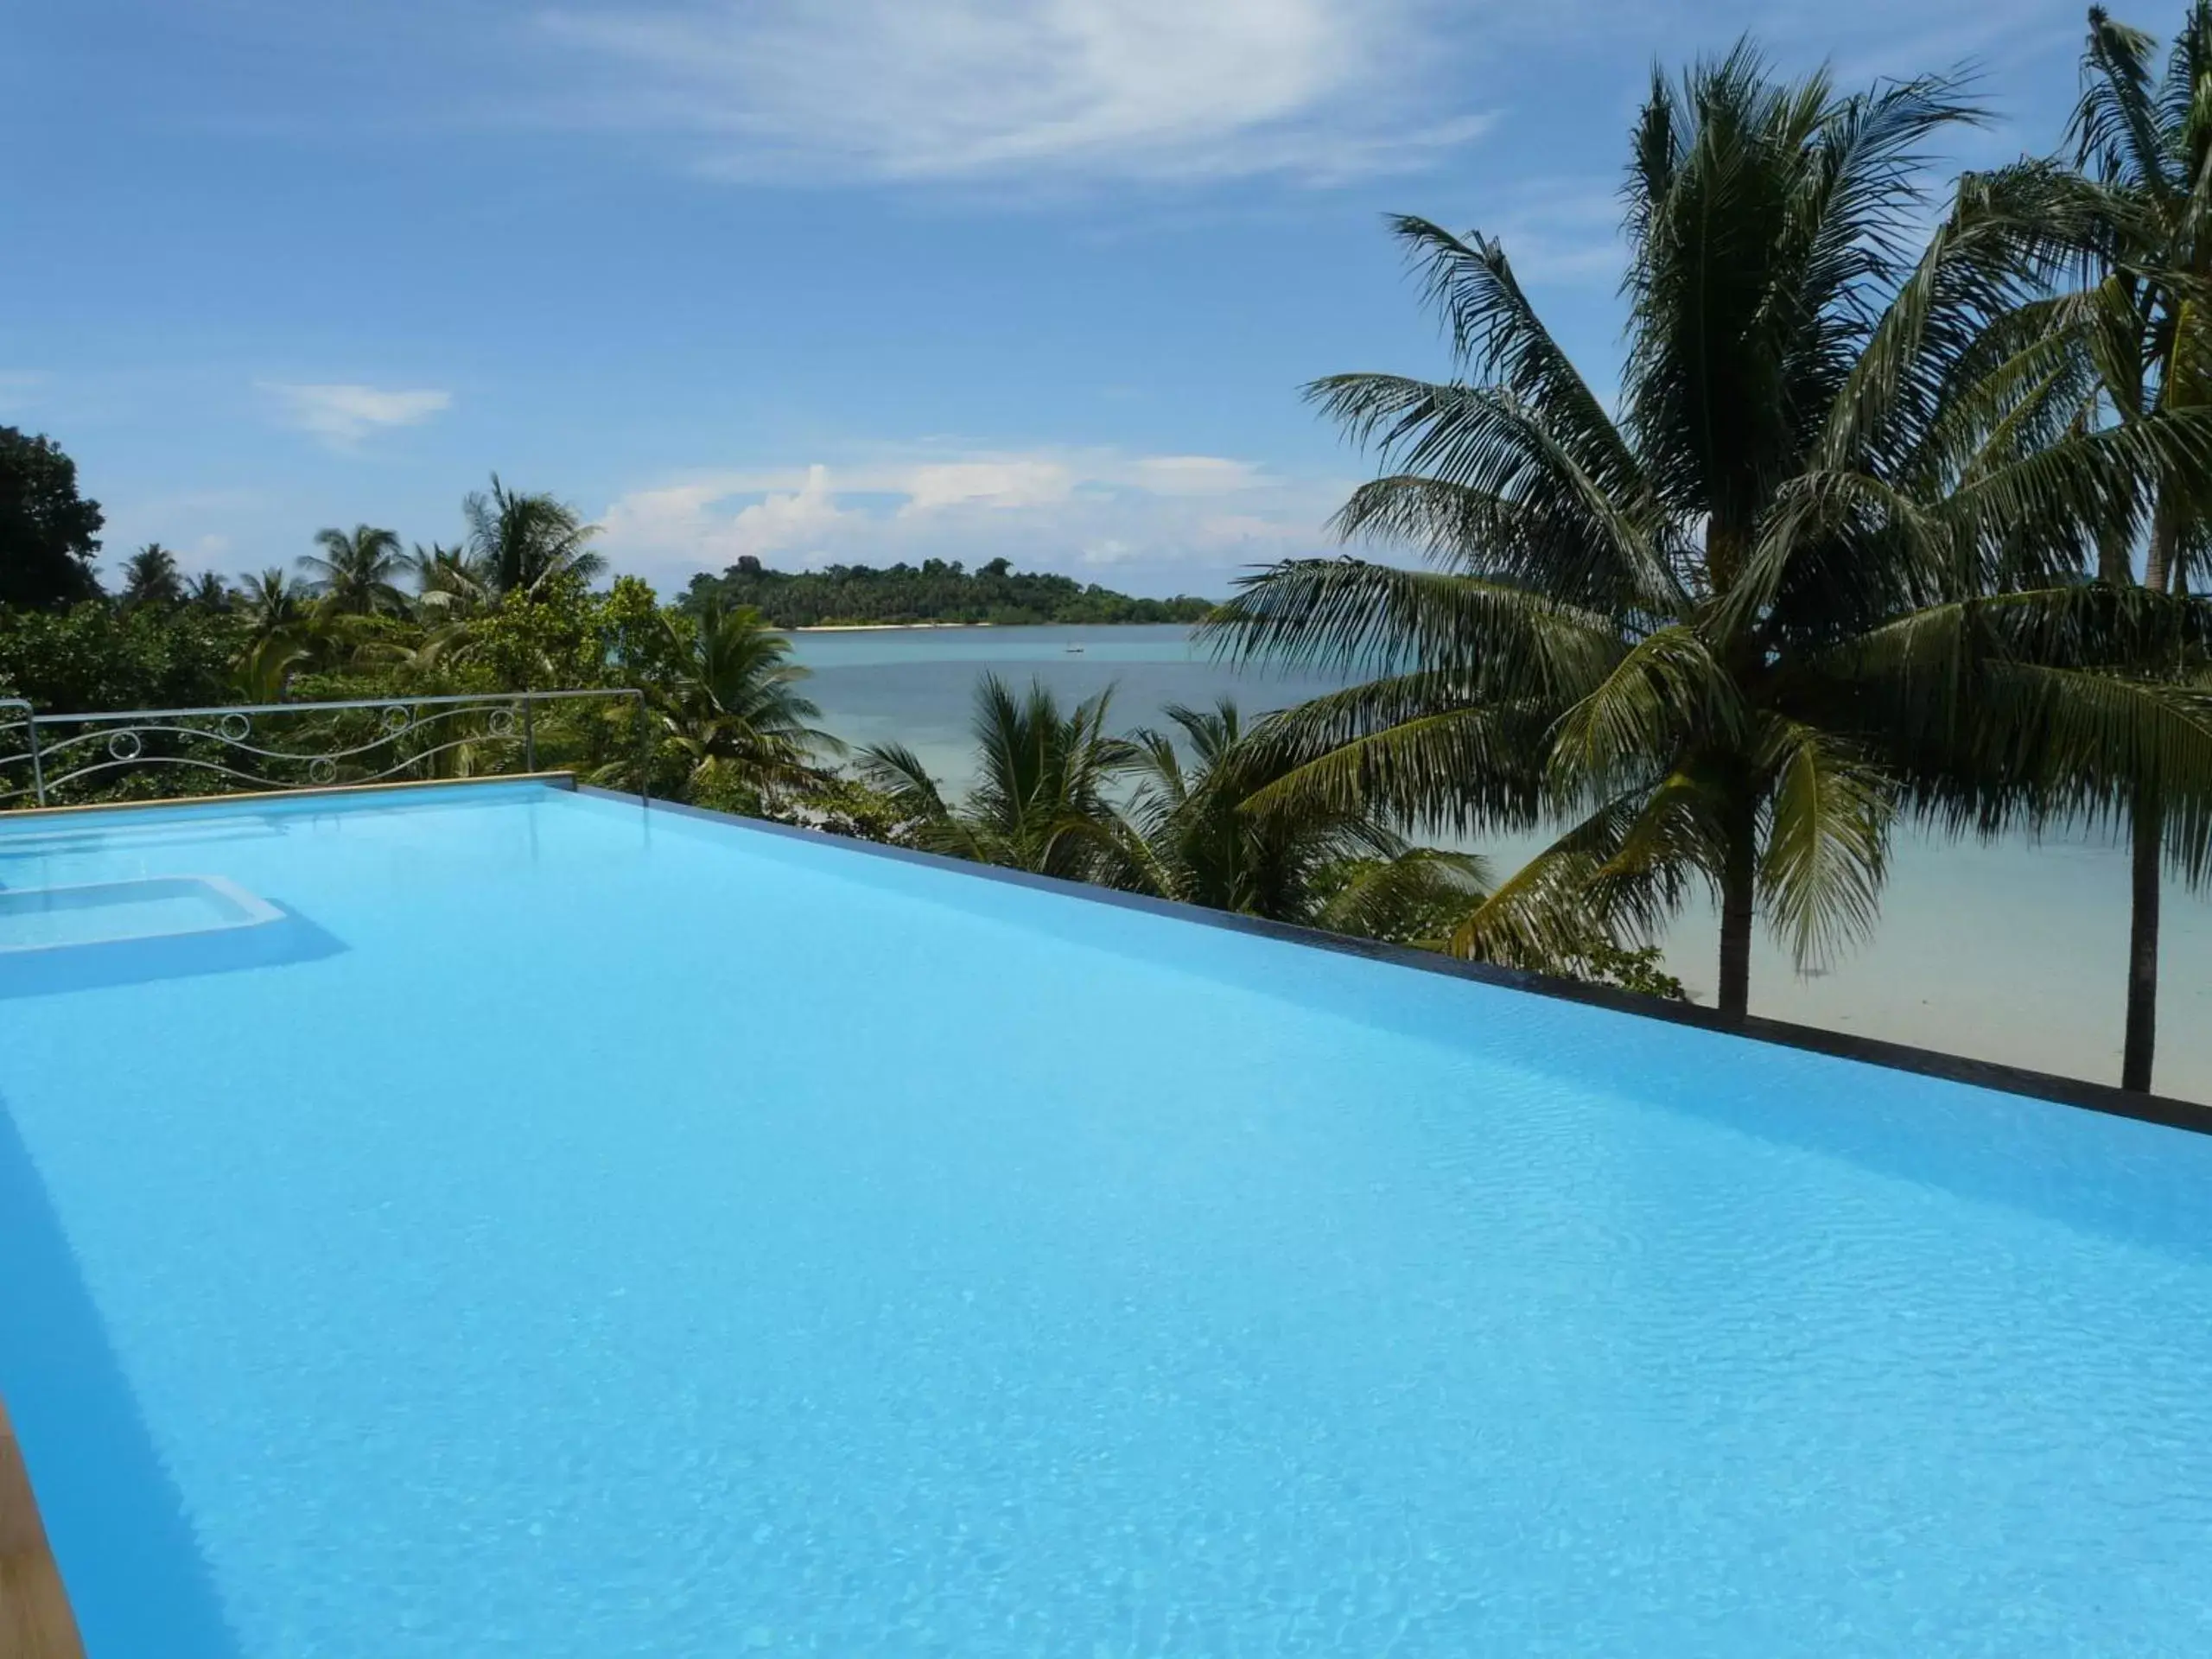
0, 1397, 84, 1659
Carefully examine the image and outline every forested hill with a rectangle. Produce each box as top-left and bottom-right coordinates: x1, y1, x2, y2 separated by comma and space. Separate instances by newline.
682, 556, 1217, 627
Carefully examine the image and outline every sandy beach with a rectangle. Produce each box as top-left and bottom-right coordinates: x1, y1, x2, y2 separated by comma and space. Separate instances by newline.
790, 621, 999, 632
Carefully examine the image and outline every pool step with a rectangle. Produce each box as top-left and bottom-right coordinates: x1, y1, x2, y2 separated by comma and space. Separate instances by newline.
0, 1398, 83, 1659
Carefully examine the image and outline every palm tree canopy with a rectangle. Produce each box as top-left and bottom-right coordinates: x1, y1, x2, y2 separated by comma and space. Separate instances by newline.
859, 675, 1139, 881
1208, 40, 2212, 1011
238, 567, 308, 633
463, 475, 604, 598
651, 600, 842, 795
2063, 3, 2212, 588
117, 543, 184, 608
299, 524, 407, 617
1122, 697, 1471, 924
406, 542, 493, 620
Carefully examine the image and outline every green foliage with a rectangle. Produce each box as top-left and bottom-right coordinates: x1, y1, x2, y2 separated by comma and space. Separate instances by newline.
2038, 0, 2212, 1088
472, 571, 615, 692
686, 555, 1214, 628
859, 676, 1141, 880
0, 601, 232, 712
1208, 40, 2212, 1032
1561, 942, 1689, 1001
633, 598, 842, 801
1122, 697, 1496, 938
775, 772, 917, 843
464, 475, 604, 598
300, 524, 407, 617
0, 427, 103, 609
118, 543, 184, 610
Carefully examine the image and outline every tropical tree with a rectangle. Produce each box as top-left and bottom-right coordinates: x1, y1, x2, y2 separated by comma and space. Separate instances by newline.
187, 570, 232, 613
462, 475, 604, 598
238, 568, 310, 643
2049, 2, 2212, 1087
1211, 44, 2212, 1021
118, 543, 184, 609
649, 600, 842, 803
231, 632, 312, 702
407, 541, 492, 620
299, 524, 406, 617
859, 676, 1140, 880
0, 427, 103, 609
1120, 697, 1492, 935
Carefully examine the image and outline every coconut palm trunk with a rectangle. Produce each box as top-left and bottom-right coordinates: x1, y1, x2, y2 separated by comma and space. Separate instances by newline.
2126, 782, 2164, 1089
2118, 493, 2185, 1089
2121, 522, 2177, 1090
1718, 795, 1759, 1019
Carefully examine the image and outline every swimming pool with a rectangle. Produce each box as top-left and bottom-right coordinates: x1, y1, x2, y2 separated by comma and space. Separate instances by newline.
3, 779, 2209, 1655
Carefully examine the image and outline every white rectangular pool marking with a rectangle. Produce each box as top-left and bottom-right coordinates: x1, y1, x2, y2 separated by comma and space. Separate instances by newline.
0, 875, 282, 955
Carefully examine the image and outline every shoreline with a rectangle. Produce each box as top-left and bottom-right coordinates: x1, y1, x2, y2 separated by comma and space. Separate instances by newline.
789, 621, 1000, 632
787, 620, 1198, 632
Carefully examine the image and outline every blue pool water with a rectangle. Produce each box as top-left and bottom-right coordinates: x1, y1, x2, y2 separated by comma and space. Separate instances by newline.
3, 781, 2212, 1655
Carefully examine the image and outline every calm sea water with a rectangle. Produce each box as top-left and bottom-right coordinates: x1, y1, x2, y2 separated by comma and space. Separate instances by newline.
792, 624, 2212, 1102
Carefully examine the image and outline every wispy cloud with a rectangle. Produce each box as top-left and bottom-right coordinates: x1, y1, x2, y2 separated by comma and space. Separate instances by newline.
540, 0, 1491, 186
261, 381, 452, 448
598, 445, 1340, 591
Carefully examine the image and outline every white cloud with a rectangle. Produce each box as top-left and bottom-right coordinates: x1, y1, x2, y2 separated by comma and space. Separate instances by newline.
598, 444, 1336, 591
1124, 454, 1269, 495
541, 0, 1490, 185
899, 459, 1075, 512
261, 382, 452, 448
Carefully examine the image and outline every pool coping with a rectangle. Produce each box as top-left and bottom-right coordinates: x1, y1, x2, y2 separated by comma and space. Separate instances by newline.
575, 783, 2212, 1138
0, 1397, 84, 1659
0, 772, 582, 823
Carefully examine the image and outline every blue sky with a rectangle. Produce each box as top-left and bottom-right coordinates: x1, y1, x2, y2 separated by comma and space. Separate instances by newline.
2, 0, 2093, 598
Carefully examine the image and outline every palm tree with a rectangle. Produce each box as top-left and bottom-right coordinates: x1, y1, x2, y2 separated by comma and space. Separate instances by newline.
406, 541, 492, 620
652, 600, 842, 800
117, 543, 184, 609
1122, 697, 1493, 938
231, 632, 312, 702
462, 475, 604, 598
299, 524, 406, 616
1210, 45, 2212, 1020
859, 675, 1140, 880
238, 568, 310, 643
2056, 3, 2212, 1086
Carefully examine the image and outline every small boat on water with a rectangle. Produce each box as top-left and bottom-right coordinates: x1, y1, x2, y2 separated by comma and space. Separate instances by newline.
1065, 644, 1084, 654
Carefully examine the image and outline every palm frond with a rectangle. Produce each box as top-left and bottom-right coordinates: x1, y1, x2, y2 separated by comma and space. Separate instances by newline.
1753, 720, 1895, 969
1202, 557, 1619, 696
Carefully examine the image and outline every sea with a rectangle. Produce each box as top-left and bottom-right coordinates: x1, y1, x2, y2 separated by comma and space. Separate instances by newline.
791, 624, 2212, 1103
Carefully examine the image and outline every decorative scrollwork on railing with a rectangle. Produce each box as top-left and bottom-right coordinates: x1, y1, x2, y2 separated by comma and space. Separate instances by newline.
0, 689, 649, 811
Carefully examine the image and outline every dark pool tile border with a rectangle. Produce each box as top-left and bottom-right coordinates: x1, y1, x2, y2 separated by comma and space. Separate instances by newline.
574, 782, 2212, 1138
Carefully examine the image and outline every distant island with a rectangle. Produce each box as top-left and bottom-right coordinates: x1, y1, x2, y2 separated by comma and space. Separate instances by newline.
683, 556, 1217, 628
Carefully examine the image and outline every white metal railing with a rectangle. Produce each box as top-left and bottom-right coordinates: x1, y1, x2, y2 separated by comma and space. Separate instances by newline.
0, 689, 650, 810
